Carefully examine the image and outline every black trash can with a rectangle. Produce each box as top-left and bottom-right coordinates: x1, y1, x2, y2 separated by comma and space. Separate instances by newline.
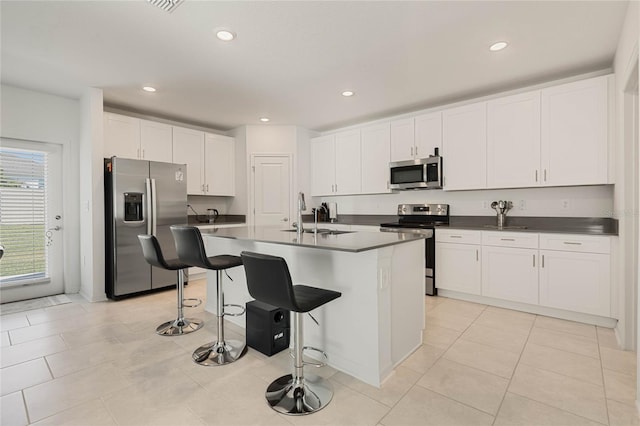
246, 300, 290, 356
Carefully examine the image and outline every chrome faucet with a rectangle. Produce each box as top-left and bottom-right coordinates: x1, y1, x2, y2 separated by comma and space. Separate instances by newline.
296, 192, 306, 235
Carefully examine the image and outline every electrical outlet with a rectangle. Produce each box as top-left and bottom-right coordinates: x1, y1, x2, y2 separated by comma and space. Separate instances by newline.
519, 200, 526, 210
561, 199, 570, 210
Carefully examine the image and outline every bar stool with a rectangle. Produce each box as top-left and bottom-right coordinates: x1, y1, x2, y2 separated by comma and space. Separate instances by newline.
137, 234, 203, 336
240, 251, 342, 415
170, 225, 247, 366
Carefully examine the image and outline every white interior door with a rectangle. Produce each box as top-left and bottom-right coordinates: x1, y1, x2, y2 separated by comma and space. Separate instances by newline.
0, 139, 64, 303
251, 155, 292, 227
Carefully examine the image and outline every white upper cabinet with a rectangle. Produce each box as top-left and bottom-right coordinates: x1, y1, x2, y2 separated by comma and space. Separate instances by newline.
140, 119, 173, 163
390, 118, 415, 162
442, 102, 487, 190
104, 113, 140, 159
172, 126, 205, 195
311, 131, 362, 196
414, 112, 442, 159
541, 76, 608, 186
361, 123, 391, 194
335, 130, 362, 195
204, 133, 235, 196
310, 135, 336, 196
487, 91, 541, 188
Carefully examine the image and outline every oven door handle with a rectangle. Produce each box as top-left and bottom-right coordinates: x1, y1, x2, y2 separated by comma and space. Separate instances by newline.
380, 227, 434, 238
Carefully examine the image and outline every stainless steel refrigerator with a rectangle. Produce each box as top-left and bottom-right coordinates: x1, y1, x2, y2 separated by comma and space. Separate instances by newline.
105, 157, 187, 299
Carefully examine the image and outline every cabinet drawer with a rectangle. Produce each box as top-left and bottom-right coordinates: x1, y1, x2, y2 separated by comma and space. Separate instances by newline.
482, 231, 538, 249
435, 229, 481, 244
539, 233, 610, 254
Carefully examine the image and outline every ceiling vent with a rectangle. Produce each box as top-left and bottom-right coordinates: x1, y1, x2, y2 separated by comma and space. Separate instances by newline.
147, 0, 183, 13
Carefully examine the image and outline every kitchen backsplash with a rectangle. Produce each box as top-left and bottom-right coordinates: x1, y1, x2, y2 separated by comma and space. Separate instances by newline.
187, 195, 232, 216
314, 185, 615, 218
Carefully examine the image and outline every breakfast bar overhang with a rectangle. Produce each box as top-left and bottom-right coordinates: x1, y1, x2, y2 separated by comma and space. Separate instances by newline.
200, 226, 426, 387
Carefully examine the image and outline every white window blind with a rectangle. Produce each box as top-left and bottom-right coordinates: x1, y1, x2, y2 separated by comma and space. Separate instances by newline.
0, 147, 49, 285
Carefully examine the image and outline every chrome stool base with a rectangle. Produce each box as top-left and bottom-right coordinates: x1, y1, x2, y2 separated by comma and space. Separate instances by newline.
156, 318, 203, 336
265, 374, 333, 415
192, 339, 247, 366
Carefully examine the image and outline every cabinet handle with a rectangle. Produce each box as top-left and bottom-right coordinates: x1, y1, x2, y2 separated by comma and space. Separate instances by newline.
563, 241, 582, 245
410, 147, 414, 157
544, 169, 547, 182
415, 146, 418, 156
542, 255, 545, 268
206, 184, 209, 192
500, 238, 515, 241
335, 183, 338, 193
137, 148, 140, 159
450, 235, 463, 239
533, 254, 535, 267
535, 170, 538, 182
476, 249, 479, 261
142, 149, 145, 159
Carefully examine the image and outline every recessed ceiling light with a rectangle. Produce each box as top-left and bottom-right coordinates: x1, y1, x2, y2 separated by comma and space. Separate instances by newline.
142, 86, 156, 92
341, 91, 355, 97
259, 117, 270, 122
489, 41, 508, 52
216, 30, 236, 42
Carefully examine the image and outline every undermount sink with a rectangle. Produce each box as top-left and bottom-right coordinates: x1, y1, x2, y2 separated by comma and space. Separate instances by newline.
483, 225, 528, 230
282, 228, 354, 235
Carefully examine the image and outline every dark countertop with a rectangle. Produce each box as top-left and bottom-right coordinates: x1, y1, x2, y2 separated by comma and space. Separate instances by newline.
187, 214, 246, 226
302, 214, 618, 236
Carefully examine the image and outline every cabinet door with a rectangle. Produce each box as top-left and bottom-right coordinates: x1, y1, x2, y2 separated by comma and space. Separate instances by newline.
390, 118, 415, 162
104, 113, 140, 159
172, 127, 205, 195
539, 250, 610, 317
487, 91, 541, 188
204, 134, 235, 196
310, 135, 336, 196
435, 242, 481, 294
140, 119, 173, 163
482, 246, 538, 304
541, 76, 608, 186
414, 112, 442, 159
442, 102, 487, 190
361, 123, 391, 194
335, 130, 362, 195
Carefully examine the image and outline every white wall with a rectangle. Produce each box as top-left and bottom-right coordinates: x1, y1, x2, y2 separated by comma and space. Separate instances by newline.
0, 84, 81, 294
612, 0, 639, 353
79, 88, 106, 302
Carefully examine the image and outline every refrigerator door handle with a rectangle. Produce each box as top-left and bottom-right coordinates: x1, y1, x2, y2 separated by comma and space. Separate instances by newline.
151, 178, 158, 236
145, 178, 152, 235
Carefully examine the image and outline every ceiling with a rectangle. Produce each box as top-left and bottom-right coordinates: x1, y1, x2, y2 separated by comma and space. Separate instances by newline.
1, 1, 629, 132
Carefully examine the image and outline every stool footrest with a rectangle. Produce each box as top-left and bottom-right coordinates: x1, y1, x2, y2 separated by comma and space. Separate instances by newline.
182, 298, 202, 308
289, 346, 328, 368
223, 303, 246, 317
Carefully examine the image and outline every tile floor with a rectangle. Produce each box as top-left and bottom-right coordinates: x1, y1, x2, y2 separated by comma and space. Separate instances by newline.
1, 280, 639, 426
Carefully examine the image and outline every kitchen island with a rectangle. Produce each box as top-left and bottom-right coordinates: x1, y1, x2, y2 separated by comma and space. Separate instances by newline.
200, 225, 426, 387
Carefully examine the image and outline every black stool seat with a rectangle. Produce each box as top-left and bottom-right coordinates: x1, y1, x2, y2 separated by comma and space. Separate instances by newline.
137, 234, 203, 336
170, 225, 242, 270
170, 225, 247, 366
139, 235, 189, 271
241, 251, 342, 416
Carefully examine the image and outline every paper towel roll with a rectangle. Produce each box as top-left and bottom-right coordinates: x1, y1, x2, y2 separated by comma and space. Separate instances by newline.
329, 202, 337, 221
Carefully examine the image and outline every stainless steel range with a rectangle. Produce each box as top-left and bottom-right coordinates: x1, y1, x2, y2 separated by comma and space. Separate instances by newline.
380, 204, 450, 296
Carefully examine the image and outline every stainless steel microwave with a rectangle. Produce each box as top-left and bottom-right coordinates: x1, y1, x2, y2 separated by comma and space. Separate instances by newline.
389, 156, 443, 190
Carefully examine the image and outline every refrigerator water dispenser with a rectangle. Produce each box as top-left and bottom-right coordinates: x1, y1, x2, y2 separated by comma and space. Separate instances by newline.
123, 192, 144, 222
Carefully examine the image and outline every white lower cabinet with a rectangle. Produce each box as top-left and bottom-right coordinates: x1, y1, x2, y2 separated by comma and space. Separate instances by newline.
436, 230, 613, 319
539, 249, 610, 317
482, 246, 538, 304
436, 242, 481, 295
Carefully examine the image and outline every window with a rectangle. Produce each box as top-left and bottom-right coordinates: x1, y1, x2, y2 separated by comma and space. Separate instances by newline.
0, 147, 50, 285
